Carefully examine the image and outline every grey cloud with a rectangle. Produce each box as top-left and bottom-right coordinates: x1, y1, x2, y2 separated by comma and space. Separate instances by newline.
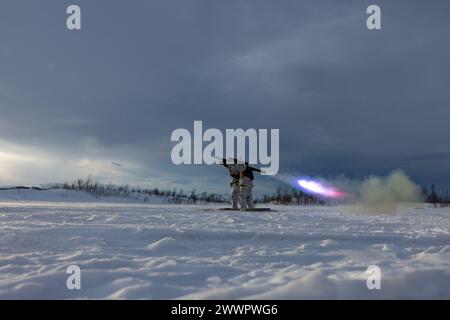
0, 0, 449, 193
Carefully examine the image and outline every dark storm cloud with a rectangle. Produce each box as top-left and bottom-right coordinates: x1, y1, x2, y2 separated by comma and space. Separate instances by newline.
1, 0, 449, 192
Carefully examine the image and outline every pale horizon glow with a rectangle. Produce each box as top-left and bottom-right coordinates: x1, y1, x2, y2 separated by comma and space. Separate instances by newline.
0, 140, 139, 186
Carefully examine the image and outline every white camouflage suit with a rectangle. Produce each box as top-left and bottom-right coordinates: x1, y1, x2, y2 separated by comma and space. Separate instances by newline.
239, 175, 255, 210
225, 163, 246, 210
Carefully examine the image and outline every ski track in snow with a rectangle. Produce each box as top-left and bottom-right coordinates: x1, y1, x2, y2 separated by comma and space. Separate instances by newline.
1, 190, 450, 299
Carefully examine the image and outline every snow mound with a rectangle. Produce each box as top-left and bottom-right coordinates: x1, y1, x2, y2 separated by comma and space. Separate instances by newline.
0, 199, 449, 299
0, 188, 167, 204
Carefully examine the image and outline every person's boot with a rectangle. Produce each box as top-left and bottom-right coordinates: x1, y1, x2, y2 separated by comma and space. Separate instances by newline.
240, 197, 247, 211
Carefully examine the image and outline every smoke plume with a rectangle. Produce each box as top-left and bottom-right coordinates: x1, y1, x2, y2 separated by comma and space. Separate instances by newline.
276, 169, 424, 214
350, 170, 424, 213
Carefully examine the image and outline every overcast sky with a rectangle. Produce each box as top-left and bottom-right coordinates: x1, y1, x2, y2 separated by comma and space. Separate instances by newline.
1, 0, 449, 195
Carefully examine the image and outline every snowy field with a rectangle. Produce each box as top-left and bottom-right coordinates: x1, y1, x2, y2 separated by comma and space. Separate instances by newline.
1, 189, 450, 299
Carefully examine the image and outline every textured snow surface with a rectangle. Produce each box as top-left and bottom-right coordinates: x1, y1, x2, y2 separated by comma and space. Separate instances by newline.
0, 190, 450, 299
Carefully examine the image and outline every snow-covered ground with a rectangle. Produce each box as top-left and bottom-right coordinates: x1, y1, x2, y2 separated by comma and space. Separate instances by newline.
1, 189, 450, 299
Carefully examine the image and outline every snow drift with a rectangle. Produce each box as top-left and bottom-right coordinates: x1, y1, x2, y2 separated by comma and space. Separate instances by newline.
0, 189, 449, 299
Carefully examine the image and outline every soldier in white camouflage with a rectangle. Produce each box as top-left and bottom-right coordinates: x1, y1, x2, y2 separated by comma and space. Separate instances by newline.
221, 159, 246, 210
239, 163, 261, 210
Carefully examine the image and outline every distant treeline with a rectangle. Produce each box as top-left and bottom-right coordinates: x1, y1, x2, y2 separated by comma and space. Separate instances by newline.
62, 177, 227, 204
61, 178, 323, 206
256, 187, 324, 206
3, 177, 448, 208
422, 184, 449, 208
